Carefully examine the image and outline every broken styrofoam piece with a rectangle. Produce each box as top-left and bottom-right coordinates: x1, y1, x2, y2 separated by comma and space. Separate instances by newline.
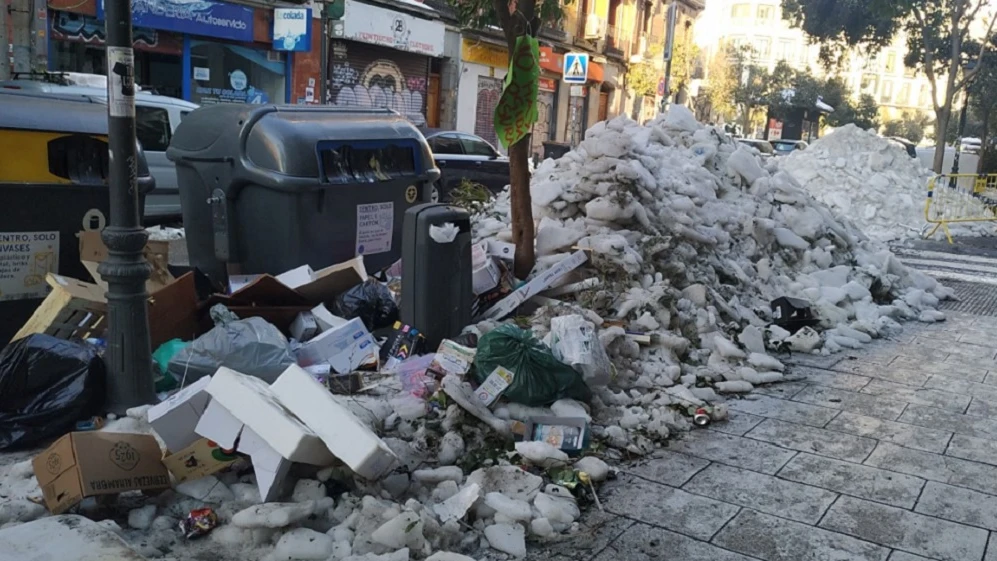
484, 523, 527, 557
271, 528, 337, 560
371, 511, 425, 550
202, 367, 334, 466
270, 365, 398, 480
412, 467, 464, 486
432, 483, 480, 523
440, 375, 511, 434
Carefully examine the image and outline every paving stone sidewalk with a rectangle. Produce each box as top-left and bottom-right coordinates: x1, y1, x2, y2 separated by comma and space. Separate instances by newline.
533, 311, 997, 561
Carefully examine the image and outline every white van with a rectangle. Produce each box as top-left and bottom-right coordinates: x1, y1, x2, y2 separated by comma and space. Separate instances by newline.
0, 73, 198, 222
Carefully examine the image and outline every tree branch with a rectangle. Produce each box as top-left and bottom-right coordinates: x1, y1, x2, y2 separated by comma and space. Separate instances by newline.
954, 12, 997, 91
490, 0, 515, 46
912, 6, 941, 113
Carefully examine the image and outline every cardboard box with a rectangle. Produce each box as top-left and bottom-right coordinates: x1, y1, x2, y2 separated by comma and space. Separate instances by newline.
226, 257, 368, 307
271, 365, 398, 480
479, 250, 589, 321
296, 317, 379, 374
523, 416, 590, 455
14, 272, 200, 349
472, 243, 503, 296
487, 240, 516, 261
311, 304, 348, 331
78, 230, 173, 293
33, 432, 171, 514
290, 311, 320, 342
427, 339, 476, 378
147, 376, 212, 453
162, 437, 240, 484
275, 265, 315, 290
475, 366, 514, 406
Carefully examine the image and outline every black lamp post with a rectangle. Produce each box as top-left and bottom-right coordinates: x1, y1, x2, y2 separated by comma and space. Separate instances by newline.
102, 0, 156, 412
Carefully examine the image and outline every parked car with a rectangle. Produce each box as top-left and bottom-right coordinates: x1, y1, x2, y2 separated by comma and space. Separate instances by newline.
738, 138, 775, 158
771, 139, 808, 156
420, 129, 510, 202
960, 137, 982, 155
887, 137, 918, 158
1, 73, 198, 222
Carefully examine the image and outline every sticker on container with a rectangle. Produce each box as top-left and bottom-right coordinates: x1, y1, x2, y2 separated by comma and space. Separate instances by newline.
404, 185, 418, 204
193, 67, 210, 81
0, 232, 59, 302
82, 208, 106, 232
106, 47, 135, 118
356, 202, 394, 256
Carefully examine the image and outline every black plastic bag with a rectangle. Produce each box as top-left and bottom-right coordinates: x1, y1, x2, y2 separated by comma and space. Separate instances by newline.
473, 324, 591, 407
332, 280, 400, 332
0, 335, 106, 450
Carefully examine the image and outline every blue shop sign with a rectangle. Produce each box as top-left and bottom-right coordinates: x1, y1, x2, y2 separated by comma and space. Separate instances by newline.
96, 0, 255, 43
272, 8, 311, 52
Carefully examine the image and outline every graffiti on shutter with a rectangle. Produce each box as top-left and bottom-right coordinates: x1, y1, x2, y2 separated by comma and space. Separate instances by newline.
474, 76, 502, 149
531, 91, 554, 160
327, 41, 429, 126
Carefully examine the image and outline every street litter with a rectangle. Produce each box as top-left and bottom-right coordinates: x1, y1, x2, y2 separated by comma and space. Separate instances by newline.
0, 104, 967, 561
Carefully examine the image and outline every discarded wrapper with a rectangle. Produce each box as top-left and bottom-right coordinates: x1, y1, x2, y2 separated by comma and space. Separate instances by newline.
475, 366, 514, 406
74, 416, 105, 431
428, 339, 476, 378
179, 507, 218, 539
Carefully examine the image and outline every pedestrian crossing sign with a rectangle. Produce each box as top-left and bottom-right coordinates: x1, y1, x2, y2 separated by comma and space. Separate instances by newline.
563, 52, 589, 84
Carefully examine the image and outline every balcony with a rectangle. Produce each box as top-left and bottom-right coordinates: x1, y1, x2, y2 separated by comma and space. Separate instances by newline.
606, 25, 627, 58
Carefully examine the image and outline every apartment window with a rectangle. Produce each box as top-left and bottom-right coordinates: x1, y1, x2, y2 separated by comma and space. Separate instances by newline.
861, 73, 879, 95
797, 44, 808, 65
885, 52, 897, 74
897, 82, 911, 106
754, 37, 772, 61
918, 84, 931, 107
757, 5, 773, 21
776, 40, 793, 62
880, 80, 894, 103
731, 3, 750, 19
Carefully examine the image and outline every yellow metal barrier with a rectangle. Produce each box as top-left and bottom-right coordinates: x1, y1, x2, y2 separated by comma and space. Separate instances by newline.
923, 173, 997, 243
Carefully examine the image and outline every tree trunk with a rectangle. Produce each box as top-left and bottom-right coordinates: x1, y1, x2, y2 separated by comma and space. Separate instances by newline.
932, 108, 951, 174
508, 136, 535, 279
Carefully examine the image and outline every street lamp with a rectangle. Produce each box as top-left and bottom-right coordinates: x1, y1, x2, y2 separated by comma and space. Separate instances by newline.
102, 0, 156, 412
952, 60, 978, 177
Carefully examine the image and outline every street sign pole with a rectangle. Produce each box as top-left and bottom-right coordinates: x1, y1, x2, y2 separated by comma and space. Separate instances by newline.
102, 0, 155, 413
661, 2, 677, 112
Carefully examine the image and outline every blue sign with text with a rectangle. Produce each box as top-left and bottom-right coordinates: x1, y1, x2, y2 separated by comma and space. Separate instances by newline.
96, 0, 255, 42
272, 8, 311, 52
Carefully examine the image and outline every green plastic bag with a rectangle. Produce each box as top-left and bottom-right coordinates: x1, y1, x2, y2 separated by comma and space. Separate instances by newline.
473, 324, 592, 407
153, 338, 188, 392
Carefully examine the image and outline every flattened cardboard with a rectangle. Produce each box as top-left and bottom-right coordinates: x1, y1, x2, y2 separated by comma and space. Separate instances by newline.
162, 437, 240, 484
295, 256, 367, 303
479, 251, 588, 321
296, 317, 378, 373
33, 432, 171, 514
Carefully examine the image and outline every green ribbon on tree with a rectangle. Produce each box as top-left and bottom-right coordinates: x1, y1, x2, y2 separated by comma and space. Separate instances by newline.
494, 35, 540, 149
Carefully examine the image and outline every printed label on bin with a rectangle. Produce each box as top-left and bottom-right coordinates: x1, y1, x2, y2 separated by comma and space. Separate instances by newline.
356, 202, 394, 256
0, 231, 59, 301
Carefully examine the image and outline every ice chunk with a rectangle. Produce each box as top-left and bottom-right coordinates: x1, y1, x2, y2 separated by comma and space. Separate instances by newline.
433, 483, 480, 523
371, 511, 425, 550
484, 523, 527, 557
747, 352, 784, 371
292, 479, 327, 503
232, 501, 316, 529
534, 492, 580, 529
738, 326, 766, 354
573, 456, 610, 482
716, 381, 754, 393
426, 553, 477, 561
531, 517, 554, 537
484, 492, 532, 522
713, 335, 745, 359
341, 549, 410, 561
465, 466, 543, 502
773, 228, 809, 250
273, 528, 336, 560
550, 399, 591, 422
727, 146, 766, 185
514, 441, 569, 467
127, 505, 156, 530
437, 432, 465, 466
412, 467, 464, 485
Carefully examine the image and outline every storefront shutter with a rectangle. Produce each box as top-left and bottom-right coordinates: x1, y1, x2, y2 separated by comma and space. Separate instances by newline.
327, 41, 432, 127
474, 76, 503, 149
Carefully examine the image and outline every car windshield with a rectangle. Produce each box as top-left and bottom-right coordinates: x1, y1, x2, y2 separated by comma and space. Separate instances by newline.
743, 140, 774, 154
772, 142, 796, 153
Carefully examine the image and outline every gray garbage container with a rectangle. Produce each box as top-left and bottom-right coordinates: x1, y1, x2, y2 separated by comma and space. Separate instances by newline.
401, 204, 472, 348
166, 105, 440, 287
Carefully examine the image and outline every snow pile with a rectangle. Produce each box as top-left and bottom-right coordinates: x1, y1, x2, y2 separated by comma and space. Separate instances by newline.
778, 124, 986, 241
474, 107, 952, 407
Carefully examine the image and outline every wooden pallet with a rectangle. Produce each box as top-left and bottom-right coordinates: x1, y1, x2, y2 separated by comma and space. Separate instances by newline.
12, 274, 108, 342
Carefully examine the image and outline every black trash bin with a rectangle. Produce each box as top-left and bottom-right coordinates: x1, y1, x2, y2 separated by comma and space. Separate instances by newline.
0, 91, 155, 344
167, 105, 440, 287
543, 141, 572, 161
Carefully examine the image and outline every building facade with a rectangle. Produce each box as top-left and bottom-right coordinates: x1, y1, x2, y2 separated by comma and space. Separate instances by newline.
693, 0, 936, 127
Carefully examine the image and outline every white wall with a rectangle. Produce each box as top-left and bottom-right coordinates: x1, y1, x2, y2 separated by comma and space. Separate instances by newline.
455, 61, 507, 134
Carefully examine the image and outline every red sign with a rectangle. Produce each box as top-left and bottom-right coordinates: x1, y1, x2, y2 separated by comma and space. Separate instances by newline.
538, 77, 557, 92
539, 47, 561, 74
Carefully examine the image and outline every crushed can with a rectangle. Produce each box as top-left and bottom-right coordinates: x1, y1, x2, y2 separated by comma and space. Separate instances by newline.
692, 407, 711, 427
179, 507, 218, 539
